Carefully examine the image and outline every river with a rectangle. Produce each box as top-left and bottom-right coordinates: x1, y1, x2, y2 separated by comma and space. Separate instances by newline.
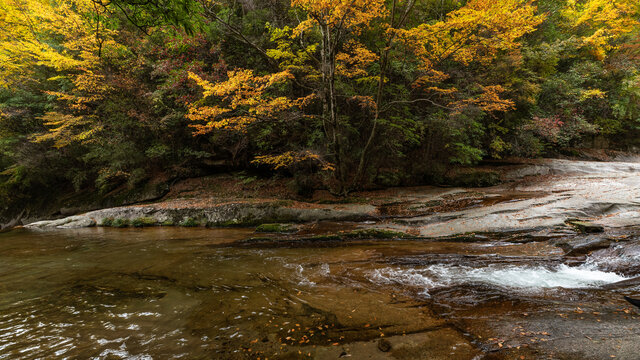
2, 160, 640, 359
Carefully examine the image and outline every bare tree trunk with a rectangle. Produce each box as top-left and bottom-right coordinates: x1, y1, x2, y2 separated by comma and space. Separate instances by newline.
352, 0, 415, 191
320, 24, 346, 194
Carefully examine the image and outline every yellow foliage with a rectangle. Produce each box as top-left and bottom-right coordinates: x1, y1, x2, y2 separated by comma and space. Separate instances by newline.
349, 96, 377, 111
453, 85, 515, 113
580, 88, 607, 100
291, 0, 387, 32
0, 0, 112, 88
336, 41, 379, 78
252, 151, 335, 171
1, 0, 117, 147
266, 25, 319, 76
32, 112, 102, 148
395, 0, 544, 71
562, 0, 638, 60
187, 70, 309, 134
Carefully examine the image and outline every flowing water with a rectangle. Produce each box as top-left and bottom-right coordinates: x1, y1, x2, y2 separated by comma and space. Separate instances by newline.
2, 226, 640, 359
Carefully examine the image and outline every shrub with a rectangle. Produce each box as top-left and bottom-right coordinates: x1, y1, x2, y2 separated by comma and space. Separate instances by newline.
132, 217, 157, 227
112, 218, 130, 228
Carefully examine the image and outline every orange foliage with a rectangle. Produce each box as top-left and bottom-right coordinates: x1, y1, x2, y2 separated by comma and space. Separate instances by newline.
452, 85, 516, 114
186, 70, 310, 134
395, 0, 544, 71
252, 151, 335, 171
336, 41, 379, 79
291, 0, 386, 33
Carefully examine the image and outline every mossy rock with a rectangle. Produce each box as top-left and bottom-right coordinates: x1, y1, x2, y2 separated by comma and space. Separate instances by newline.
131, 217, 157, 228
101, 217, 115, 227
343, 229, 410, 239
179, 217, 200, 227
161, 220, 175, 226
112, 218, 130, 228
255, 223, 298, 233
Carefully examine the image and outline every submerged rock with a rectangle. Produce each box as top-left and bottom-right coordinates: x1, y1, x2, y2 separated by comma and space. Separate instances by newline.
377, 338, 392, 352
555, 236, 612, 256
255, 223, 299, 233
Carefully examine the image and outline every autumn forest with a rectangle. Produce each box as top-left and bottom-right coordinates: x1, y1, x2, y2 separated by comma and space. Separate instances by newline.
1, 0, 639, 213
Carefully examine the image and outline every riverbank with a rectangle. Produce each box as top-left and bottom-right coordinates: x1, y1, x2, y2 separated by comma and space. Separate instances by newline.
5, 157, 640, 359
23, 158, 640, 238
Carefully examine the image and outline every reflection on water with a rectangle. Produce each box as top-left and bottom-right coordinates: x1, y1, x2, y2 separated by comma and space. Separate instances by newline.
0, 227, 638, 359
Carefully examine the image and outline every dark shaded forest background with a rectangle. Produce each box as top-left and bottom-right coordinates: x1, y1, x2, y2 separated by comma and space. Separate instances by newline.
1, 0, 639, 218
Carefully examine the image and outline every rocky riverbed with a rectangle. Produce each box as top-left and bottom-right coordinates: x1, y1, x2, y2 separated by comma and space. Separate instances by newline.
4, 158, 640, 359
24, 159, 640, 238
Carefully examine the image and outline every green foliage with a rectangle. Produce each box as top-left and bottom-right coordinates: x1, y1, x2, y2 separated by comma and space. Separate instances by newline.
132, 217, 157, 227
179, 217, 200, 227
111, 218, 130, 228
0, 0, 639, 220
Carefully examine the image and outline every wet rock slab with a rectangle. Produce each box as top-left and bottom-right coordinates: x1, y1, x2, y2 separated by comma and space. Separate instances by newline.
311, 328, 479, 360
25, 215, 96, 230
554, 235, 613, 256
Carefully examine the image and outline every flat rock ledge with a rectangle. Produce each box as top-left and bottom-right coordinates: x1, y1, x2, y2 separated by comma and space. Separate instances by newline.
26, 215, 97, 230
24, 201, 377, 231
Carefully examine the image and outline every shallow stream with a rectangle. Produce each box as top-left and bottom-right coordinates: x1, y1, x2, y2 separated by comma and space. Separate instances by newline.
2, 226, 640, 359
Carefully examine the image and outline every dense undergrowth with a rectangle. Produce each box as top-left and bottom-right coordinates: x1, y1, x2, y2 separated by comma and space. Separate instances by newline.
1, 0, 639, 222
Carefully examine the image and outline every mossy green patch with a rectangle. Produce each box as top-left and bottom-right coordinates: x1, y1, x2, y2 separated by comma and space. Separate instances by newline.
255, 223, 297, 233
112, 218, 130, 228
179, 217, 200, 227
131, 217, 157, 227
307, 234, 343, 241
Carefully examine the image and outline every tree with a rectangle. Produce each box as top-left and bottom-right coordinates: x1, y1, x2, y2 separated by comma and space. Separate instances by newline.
186, 69, 327, 169
561, 0, 639, 60
274, 0, 544, 191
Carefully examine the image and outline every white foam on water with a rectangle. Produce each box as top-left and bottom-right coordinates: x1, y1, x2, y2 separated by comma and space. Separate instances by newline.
369, 262, 629, 296
370, 268, 438, 297
583, 244, 640, 270
294, 265, 316, 286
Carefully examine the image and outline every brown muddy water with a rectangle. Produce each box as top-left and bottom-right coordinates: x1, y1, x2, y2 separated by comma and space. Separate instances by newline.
1, 226, 640, 359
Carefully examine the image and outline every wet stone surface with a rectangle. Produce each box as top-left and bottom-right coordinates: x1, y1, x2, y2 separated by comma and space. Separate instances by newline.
1, 226, 640, 359
7, 159, 640, 359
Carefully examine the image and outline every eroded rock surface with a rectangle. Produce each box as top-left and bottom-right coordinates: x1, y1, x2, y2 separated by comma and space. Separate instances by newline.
383, 159, 640, 237
25, 215, 96, 230
24, 159, 640, 236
